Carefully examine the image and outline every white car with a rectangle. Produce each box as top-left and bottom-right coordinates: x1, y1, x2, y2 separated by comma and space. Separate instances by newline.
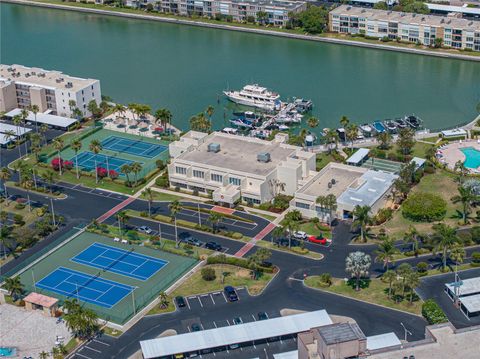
292, 231, 308, 240
138, 225, 153, 234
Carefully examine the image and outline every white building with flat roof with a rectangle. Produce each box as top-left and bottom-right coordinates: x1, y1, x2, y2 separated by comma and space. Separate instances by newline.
168, 131, 316, 205
292, 162, 397, 222
0, 64, 101, 118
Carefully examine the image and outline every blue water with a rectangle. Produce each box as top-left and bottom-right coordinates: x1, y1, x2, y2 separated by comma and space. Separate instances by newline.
0, 347, 16, 357
461, 147, 480, 168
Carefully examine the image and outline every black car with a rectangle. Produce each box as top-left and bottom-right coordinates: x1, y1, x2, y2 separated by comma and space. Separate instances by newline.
191, 323, 202, 332
257, 312, 268, 321
205, 241, 222, 251
224, 286, 238, 302
175, 296, 186, 308
233, 317, 242, 325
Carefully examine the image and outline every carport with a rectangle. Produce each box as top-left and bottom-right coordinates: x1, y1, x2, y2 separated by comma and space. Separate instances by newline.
459, 295, 480, 318
140, 310, 332, 358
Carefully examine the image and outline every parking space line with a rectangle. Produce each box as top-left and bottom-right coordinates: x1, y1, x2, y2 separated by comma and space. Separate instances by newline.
93, 339, 110, 346
226, 319, 230, 325
210, 293, 215, 304
185, 297, 191, 310
84, 346, 101, 353
197, 296, 204, 307
222, 292, 228, 302
213, 321, 217, 328
252, 314, 256, 321
75, 353, 93, 359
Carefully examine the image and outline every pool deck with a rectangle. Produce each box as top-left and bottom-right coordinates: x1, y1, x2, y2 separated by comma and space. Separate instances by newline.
438, 140, 480, 172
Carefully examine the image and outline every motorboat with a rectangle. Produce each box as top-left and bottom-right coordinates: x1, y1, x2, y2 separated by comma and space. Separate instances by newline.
360, 124, 373, 137
233, 111, 262, 123
372, 121, 386, 133
224, 84, 281, 111
393, 117, 408, 129
230, 118, 254, 129
278, 124, 290, 131
405, 115, 422, 129
293, 98, 313, 113
221, 127, 239, 135
383, 119, 397, 133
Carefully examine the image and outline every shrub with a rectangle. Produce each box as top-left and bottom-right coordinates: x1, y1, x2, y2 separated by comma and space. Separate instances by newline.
201, 267, 216, 281
96, 167, 108, 179
422, 299, 448, 324
472, 252, 480, 264
50, 157, 64, 171
374, 208, 393, 225
319, 273, 332, 286
156, 160, 165, 170
469, 226, 480, 244
402, 192, 446, 222
109, 170, 119, 179
63, 160, 73, 170
416, 262, 428, 273
13, 214, 24, 225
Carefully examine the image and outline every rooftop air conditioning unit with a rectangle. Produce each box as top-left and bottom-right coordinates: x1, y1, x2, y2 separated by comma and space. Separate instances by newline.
208, 143, 220, 153
257, 152, 271, 163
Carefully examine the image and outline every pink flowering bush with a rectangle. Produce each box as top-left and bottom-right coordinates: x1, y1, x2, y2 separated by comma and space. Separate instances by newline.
109, 170, 119, 179
96, 167, 108, 178
51, 157, 64, 171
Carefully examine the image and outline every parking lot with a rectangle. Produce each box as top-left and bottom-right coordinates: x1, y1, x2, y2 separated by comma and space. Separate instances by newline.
179, 287, 250, 314
178, 207, 259, 232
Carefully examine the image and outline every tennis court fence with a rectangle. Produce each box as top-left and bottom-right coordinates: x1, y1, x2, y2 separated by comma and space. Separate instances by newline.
21, 259, 197, 324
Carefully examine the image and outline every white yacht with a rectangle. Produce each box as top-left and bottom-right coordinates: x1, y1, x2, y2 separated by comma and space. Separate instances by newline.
223, 84, 281, 111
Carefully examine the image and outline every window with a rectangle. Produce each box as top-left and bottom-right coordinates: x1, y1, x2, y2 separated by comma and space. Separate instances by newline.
193, 170, 204, 179
229, 177, 241, 186
296, 202, 310, 210
211, 173, 223, 182
175, 167, 187, 175
243, 197, 260, 205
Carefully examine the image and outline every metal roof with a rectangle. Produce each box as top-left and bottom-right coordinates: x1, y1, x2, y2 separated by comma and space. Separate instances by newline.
140, 310, 332, 358
410, 157, 426, 169
366, 332, 401, 350
446, 276, 480, 297
347, 148, 370, 165
0, 121, 32, 136
441, 128, 467, 137
460, 294, 480, 314
273, 351, 299, 359
317, 323, 365, 345
5, 108, 78, 128
426, 3, 480, 16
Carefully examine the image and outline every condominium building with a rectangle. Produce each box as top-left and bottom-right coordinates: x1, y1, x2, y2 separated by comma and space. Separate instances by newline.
168, 131, 316, 206
0, 64, 102, 117
127, 0, 307, 26
329, 5, 480, 51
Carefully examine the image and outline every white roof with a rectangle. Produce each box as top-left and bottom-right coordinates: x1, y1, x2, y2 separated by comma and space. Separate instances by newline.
446, 277, 480, 297
426, 3, 480, 16
0, 133, 14, 145
0, 121, 32, 136
273, 351, 299, 359
347, 148, 370, 165
5, 108, 78, 128
441, 128, 467, 137
410, 157, 426, 169
367, 332, 401, 350
140, 310, 332, 358
460, 294, 480, 314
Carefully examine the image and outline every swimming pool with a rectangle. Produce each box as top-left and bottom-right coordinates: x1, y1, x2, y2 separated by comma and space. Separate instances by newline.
0, 347, 17, 357
461, 147, 480, 169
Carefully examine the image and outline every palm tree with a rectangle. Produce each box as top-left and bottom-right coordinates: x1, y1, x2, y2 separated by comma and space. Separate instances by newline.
271, 225, 284, 244
158, 292, 169, 309
352, 205, 372, 243
283, 217, 299, 249
41, 170, 56, 194
116, 210, 129, 237
89, 139, 102, 183
454, 160, 469, 184
63, 298, 98, 339
307, 116, 319, 130
432, 223, 459, 271
20, 173, 34, 212
345, 251, 371, 291
71, 138, 82, 179
52, 138, 65, 176
12, 115, 23, 158
405, 271, 420, 303
169, 200, 181, 247
142, 188, 154, 217
340, 115, 349, 129
29, 104, 40, 132
324, 194, 337, 225
29, 133, 42, 162
451, 185, 476, 225
120, 163, 132, 183
382, 270, 397, 299
377, 131, 392, 149
206, 105, 215, 120
323, 128, 339, 153
20, 108, 30, 154
404, 225, 420, 256
208, 212, 223, 233
0, 167, 11, 201
39, 124, 48, 145
154, 108, 172, 132
3, 276, 24, 301
3, 130, 15, 150
130, 162, 143, 187
346, 123, 358, 149
39, 351, 50, 359
374, 238, 398, 270
450, 243, 466, 274
11, 160, 27, 183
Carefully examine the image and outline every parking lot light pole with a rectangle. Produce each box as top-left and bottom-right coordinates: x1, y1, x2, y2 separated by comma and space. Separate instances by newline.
46, 196, 56, 227
158, 222, 162, 240
198, 203, 201, 226
400, 322, 412, 342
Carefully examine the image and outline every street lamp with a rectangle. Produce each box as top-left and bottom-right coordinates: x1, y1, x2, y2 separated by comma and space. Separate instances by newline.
400, 322, 412, 342
46, 196, 56, 227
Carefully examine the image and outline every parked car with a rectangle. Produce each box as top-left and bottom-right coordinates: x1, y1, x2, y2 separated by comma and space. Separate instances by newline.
274, 237, 300, 247
292, 231, 308, 240
138, 225, 153, 234
233, 317, 243, 325
257, 312, 268, 321
224, 286, 238, 302
175, 296, 186, 308
191, 323, 202, 332
205, 241, 222, 251
307, 235, 327, 245
179, 232, 202, 246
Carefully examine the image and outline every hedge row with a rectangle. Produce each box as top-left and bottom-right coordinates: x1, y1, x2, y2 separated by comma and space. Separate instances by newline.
181, 205, 255, 223
422, 299, 448, 325
206, 255, 274, 273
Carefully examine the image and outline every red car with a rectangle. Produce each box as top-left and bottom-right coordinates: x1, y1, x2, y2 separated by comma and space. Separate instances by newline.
307, 235, 327, 245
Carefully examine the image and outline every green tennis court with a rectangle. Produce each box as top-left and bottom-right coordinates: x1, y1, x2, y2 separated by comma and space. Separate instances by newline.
18, 231, 197, 324
361, 158, 403, 174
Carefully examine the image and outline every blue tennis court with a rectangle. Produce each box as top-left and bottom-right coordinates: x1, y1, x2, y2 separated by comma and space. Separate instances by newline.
70, 151, 135, 172
71, 242, 168, 281
36, 267, 134, 308
101, 136, 167, 159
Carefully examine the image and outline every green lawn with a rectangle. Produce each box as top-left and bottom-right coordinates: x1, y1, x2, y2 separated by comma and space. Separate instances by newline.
305, 277, 422, 315
297, 221, 332, 239
150, 191, 190, 202
379, 170, 461, 239
316, 152, 339, 171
